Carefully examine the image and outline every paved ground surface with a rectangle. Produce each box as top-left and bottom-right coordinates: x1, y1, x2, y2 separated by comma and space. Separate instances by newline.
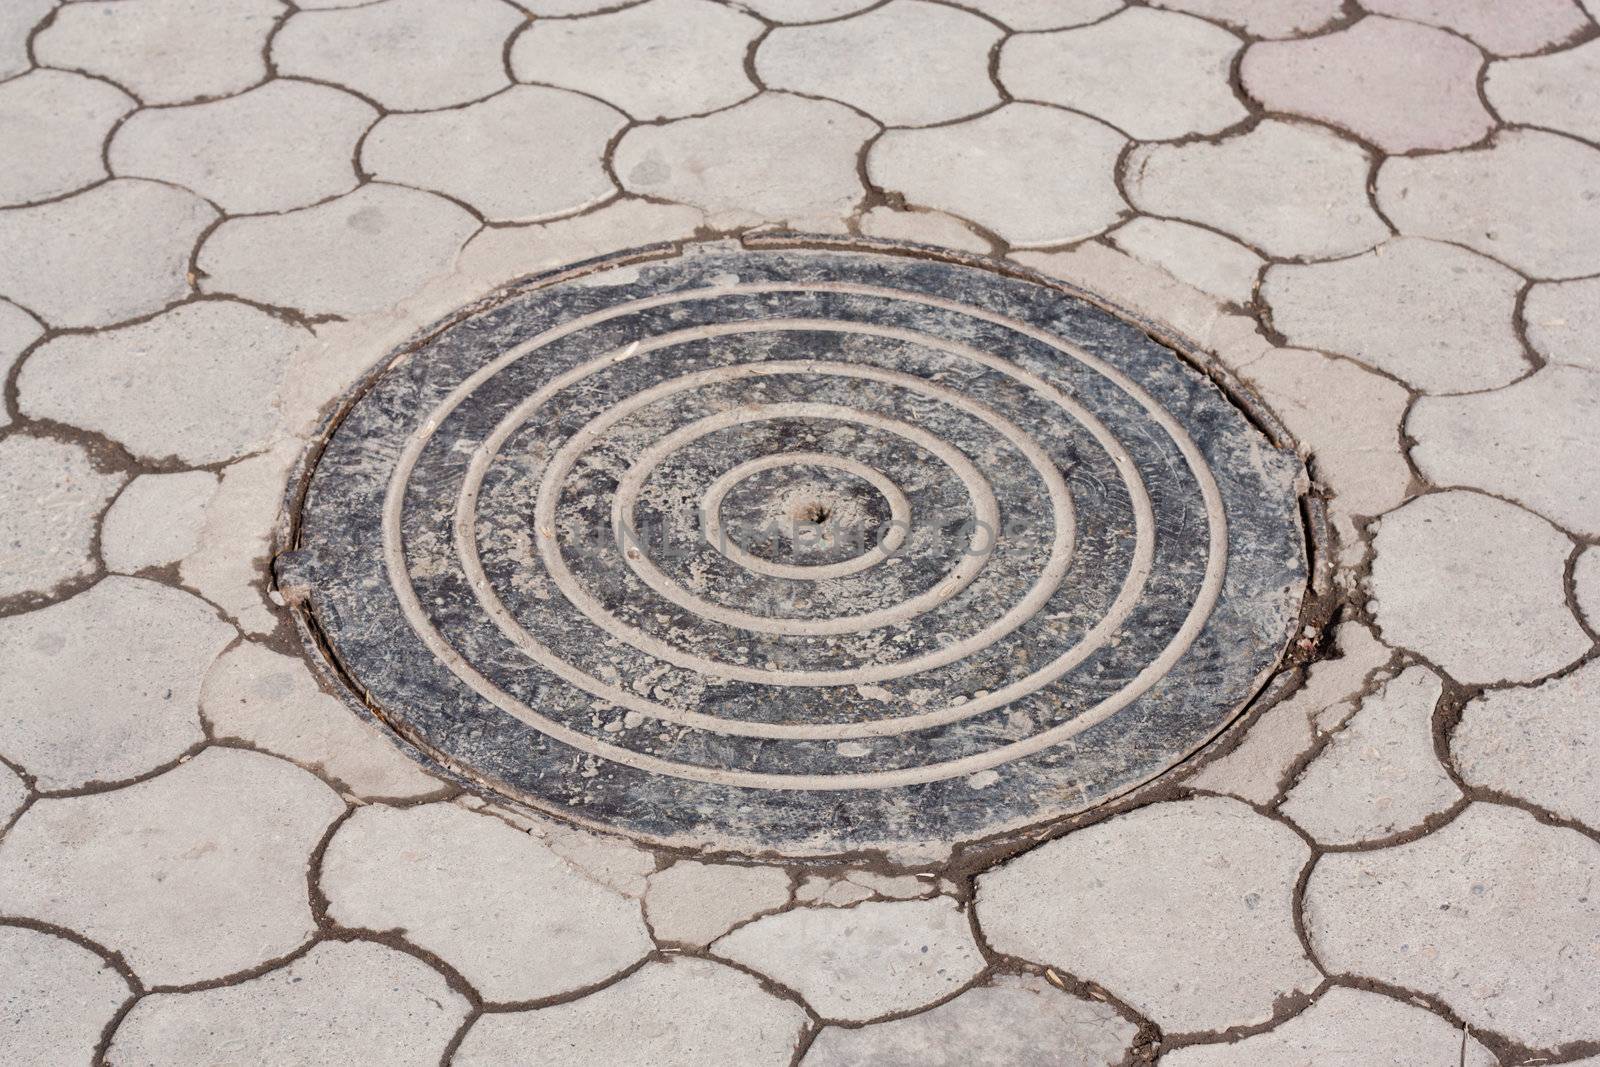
2, 0, 1599, 1063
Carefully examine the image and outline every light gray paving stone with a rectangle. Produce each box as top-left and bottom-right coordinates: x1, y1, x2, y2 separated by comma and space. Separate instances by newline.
1378, 128, 1600, 279
107, 940, 469, 1066
1525, 276, 1600, 371
1362, 0, 1591, 56
34, 0, 283, 105
101, 471, 218, 574
1000, 8, 1245, 140
510, 0, 760, 121
525, 818, 656, 899
516, 0, 650, 11
109, 80, 376, 214
733, 0, 877, 20
362, 86, 624, 224
0, 748, 343, 986
1578, 547, 1600, 632
457, 198, 706, 291
857, 207, 991, 253
1369, 492, 1588, 685
1145, 0, 1342, 37
1306, 803, 1600, 1049
1409, 366, 1600, 538
0, 179, 214, 329
198, 184, 477, 318
0, 70, 134, 206
1452, 659, 1600, 829
795, 876, 875, 907
644, 860, 791, 946
757, 0, 1001, 127
615, 93, 873, 229
713, 898, 985, 1022
0, 434, 121, 601
1487, 40, 1600, 145
836, 870, 938, 900
1108, 217, 1262, 305
178, 443, 295, 636
0, 577, 232, 790
0, 764, 24, 825
320, 801, 652, 1002
1162, 986, 1495, 1067
1126, 119, 1387, 260
1262, 238, 1526, 394
0, 0, 57, 79
869, 103, 1127, 247
0, 927, 130, 1065
0, 300, 43, 433
976, 797, 1318, 1033
959, 0, 1122, 30
456, 956, 809, 1067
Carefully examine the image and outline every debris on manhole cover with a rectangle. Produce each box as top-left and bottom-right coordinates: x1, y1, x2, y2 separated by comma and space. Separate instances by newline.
279, 239, 1309, 858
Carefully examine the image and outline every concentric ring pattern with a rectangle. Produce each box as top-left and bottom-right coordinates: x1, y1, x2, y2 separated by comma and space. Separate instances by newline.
288, 243, 1308, 855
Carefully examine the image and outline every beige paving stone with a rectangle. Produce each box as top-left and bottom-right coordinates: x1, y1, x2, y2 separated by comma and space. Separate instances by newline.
108, 940, 469, 1065
0, 300, 43, 433
976, 797, 1318, 1033
0, 179, 214, 329
959, 0, 1122, 30
0, 434, 121, 602
757, 0, 1001, 127
1362, 0, 1591, 56
0, 70, 134, 207
713, 898, 985, 1022
0, 764, 24, 825
1578, 547, 1600, 631
616, 94, 873, 229
734, 0, 877, 20
870, 104, 1127, 248
1370, 492, 1587, 685
1146, 0, 1342, 37
1378, 129, 1600, 279
1242, 17, 1492, 152
272, 0, 521, 111
101, 471, 218, 574
0, 926, 130, 1065
456, 956, 808, 1066
35, 0, 282, 105
457, 198, 706, 291
321, 802, 652, 1002
1126, 120, 1387, 260
0, 0, 57, 80
1306, 803, 1600, 1049
644, 860, 791, 945
363, 86, 624, 224
1487, 40, 1600, 145
0, 748, 343, 986
511, 0, 760, 121
1108, 217, 1262, 305
109, 80, 376, 214
1001, 9, 1245, 140
1525, 276, 1600, 371
179, 443, 295, 636
858, 207, 991, 253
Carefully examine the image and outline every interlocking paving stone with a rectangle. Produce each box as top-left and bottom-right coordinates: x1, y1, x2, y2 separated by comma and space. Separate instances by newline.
179, 444, 296, 636
643, 860, 792, 946
976, 797, 1318, 1033
734, 0, 877, 20
0, 70, 134, 207
1146, 0, 1342, 37
857, 207, 992, 254
1107, 217, 1263, 306
1578, 547, 1600, 631
1361, 0, 1592, 56
455, 956, 809, 1066
457, 198, 707, 292
0, 0, 57, 80
0, 435, 121, 602
1306, 803, 1600, 1049
959, 0, 1123, 30
100, 472, 219, 574
1525, 276, 1600, 371
0, 748, 343, 987
0, 764, 24, 825
1487, 39, 1600, 146
0, 300, 43, 433
0, 926, 131, 1065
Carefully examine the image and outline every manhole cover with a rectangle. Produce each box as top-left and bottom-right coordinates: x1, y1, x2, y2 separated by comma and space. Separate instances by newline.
281, 240, 1309, 857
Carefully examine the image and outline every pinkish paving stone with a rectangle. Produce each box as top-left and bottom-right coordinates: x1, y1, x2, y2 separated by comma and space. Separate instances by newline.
1242, 17, 1492, 152
733, 0, 877, 20
1108, 217, 1263, 304
1146, 0, 1343, 37
0, 435, 121, 602
1525, 277, 1600, 371
0, 0, 57, 80
960, 0, 1123, 30
870, 103, 1128, 247
757, 0, 1001, 126
1000, 8, 1246, 140
857, 207, 992, 253
1361, 0, 1590, 56
511, 0, 760, 121
1487, 40, 1600, 145
0, 927, 131, 1065
0, 300, 43, 433
0, 70, 134, 207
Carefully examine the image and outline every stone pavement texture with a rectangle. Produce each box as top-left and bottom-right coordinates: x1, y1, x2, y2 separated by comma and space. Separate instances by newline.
0, 1, 1596, 1064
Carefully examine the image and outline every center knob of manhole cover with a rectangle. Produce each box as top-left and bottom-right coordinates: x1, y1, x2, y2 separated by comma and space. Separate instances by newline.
282, 241, 1308, 857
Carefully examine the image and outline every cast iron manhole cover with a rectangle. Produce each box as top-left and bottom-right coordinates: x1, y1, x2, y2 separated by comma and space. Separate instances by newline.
281, 240, 1309, 856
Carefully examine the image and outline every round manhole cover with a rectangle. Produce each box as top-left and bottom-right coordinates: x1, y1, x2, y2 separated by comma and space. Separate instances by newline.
281, 240, 1309, 857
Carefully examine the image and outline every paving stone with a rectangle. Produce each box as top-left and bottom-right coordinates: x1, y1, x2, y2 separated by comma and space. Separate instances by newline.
511, 0, 760, 121
34, 0, 282, 105
1361, 0, 1591, 56
714, 898, 986, 1022
198, 184, 478, 318
108, 940, 469, 1066
1242, 17, 1491, 152
958, 0, 1123, 30
757, 0, 1001, 127
0, 764, 24, 825
1001, 8, 1245, 140
274, 0, 521, 110
321, 802, 652, 1002
0, 70, 134, 207
1370, 492, 1587, 685
733, 0, 877, 20
1452, 659, 1600, 829
1487, 40, 1600, 145
1306, 803, 1600, 1049
456, 956, 808, 1066
0, 179, 215, 329
0, 748, 343, 986
363, 86, 624, 224
795, 876, 875, 907
19, 302, 303, 466
1409, 366, 1600, 538
976, 797, 1317, 1033
202, 641, 444, 800
0, 0, 57, 79
836, 870, 939, 900
644, 860, 791, 946
1578, 547, 1600, 632
804, 973, 1136, 1066
616, 94, 873, 228
1108, 217, 1263, 305
1525, 276, 1600, 371
1262, 238, 1526, 394
857, 207, 991, 252
0, 300, 43, 433
870, 103, 1127, 247
1126, 120, 1387, 260
101, 472, 218, 574
1378, 129, 1600, 279
457, 198, 706, 290
179, 443, 295, 636
0, 927, 130, 1065
0, 435, 121, 602
1145, 0, 1342, 37
109, 80, 376, 214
